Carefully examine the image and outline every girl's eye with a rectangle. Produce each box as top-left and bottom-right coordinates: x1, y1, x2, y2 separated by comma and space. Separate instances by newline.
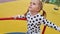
33, 3, 36, 5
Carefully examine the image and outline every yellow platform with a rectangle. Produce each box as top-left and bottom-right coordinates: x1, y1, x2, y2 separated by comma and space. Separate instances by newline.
0, 0, 60, 34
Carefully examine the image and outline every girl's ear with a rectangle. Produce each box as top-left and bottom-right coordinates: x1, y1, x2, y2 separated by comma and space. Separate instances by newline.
37, 7, 41, 12
37, 9, 40, 12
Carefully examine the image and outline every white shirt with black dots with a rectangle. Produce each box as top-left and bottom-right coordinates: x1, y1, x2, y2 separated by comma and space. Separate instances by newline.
15, 11, 60, 34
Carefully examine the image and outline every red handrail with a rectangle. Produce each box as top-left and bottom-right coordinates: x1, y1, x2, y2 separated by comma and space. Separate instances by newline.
0, 17, 27, 20
0, 17, 47, 34
42, 26, 47, 34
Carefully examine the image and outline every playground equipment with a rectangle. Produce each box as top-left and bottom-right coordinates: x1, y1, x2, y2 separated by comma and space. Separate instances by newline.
0, 17, 47, 34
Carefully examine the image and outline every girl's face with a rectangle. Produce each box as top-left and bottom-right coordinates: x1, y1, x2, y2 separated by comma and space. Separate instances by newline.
28, 0, 40, 12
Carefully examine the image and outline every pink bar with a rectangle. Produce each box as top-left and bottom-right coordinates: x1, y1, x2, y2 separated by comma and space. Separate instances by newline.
0, 0, 16, 3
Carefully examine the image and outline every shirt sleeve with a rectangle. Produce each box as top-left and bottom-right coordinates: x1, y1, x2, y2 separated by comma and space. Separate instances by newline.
40, 15, 60, 31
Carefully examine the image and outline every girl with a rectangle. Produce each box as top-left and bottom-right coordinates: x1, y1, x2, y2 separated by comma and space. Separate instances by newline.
13, 0, 60, 34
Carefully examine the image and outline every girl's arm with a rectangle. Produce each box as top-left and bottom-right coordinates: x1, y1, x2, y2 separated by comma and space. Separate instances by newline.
40, 15, 60, 31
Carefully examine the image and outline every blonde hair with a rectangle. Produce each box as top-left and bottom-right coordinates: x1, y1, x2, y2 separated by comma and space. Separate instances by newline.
38, 0, 46, 18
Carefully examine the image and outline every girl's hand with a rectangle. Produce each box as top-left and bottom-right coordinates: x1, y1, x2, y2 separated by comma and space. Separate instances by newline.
57, 27, 60, 32
12, 15, 21, 19
12, 15, 25, 19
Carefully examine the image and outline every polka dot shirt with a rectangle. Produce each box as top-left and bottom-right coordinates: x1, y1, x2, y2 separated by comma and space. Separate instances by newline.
16, 11, 59, 34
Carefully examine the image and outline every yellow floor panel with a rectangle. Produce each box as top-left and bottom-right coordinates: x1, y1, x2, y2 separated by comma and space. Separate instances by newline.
0, 0, 60, 34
